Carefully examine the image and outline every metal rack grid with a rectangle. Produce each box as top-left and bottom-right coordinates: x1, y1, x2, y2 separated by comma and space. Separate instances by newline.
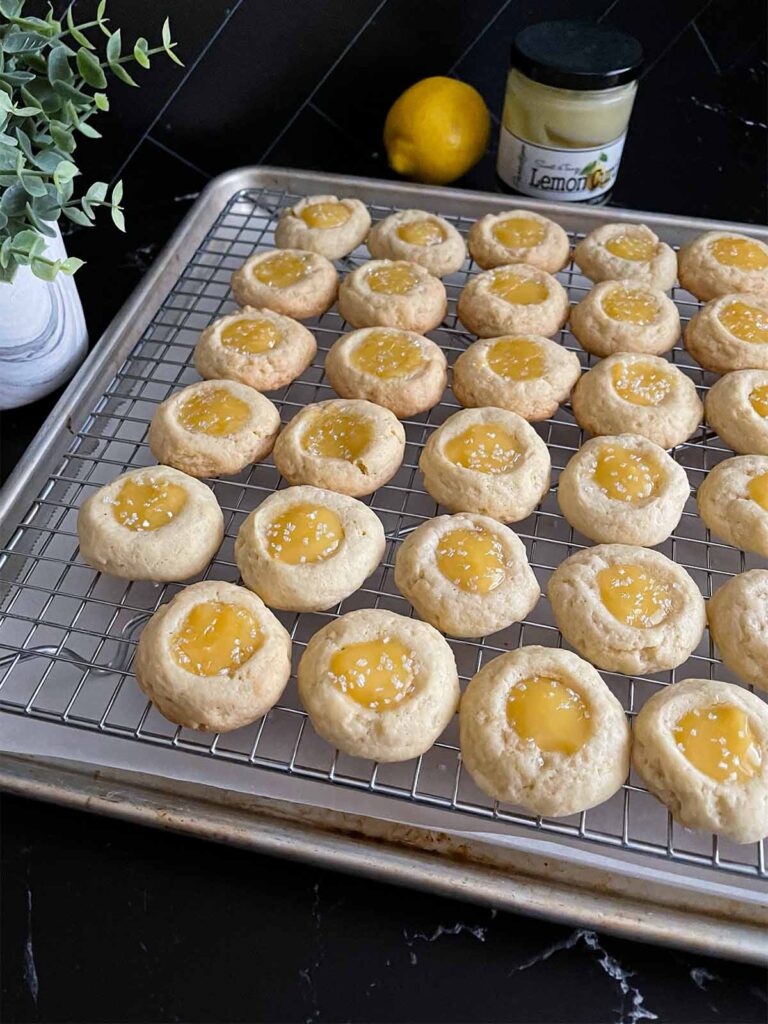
1, 184, 766, 884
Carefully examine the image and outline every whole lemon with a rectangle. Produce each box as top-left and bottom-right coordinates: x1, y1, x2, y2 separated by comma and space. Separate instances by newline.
384, 76, 490, 185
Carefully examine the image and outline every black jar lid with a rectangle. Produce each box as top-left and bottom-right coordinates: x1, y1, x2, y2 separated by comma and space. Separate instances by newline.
511, 20, 643, 91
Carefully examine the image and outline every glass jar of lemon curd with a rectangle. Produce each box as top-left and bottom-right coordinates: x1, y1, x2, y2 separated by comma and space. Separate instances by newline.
498, 20, 643, 204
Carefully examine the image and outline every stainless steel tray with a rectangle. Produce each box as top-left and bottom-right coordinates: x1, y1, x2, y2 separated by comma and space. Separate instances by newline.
1, 167, 766, 964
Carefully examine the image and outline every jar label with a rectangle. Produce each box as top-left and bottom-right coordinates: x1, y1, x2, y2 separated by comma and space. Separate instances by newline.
497, 128, 627, 202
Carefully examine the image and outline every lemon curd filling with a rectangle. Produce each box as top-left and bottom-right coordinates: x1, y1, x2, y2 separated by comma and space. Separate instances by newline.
253, 251, 314, 288
718, 300, 768, 344
366, 262, 421, 295
749, 384, 768, 418
492, 217, 546, 249
299, 201, 351, 229
748, 472, 768, 511
112, 477, 187, 532
673, 704, 761, 783
266, 504, 344, 565
396, 220, 446, 247
602, 287, 659, 324
611, 361, 673, 406
507, 676, 592, 754
489, 269, 548, 305
593, 444, 663, 504
709, 236, 768, 270
171, 601, 262, 677
329, 637, 417, 710
597, 564, 673, 628
302, 410, 372, 463
604, 234, 656, 261
221, 317, 281, 354
436, 526, 506, 594
177, 388, 251, 437
487, 338, 545, 381
350, 329, 424, 379
444, 424, 521, 474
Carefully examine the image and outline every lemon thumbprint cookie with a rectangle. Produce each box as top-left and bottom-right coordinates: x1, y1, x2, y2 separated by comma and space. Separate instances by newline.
274, 194, 371, 260
272, 398, 405, 497
468, 209, 570, 274
704, 369, 768, 455
231, 248, 338, 319
457, 264, 569, 339
697, 454, 768, 557
569, 280, 680, 358
338, 259, 447, 333
367, 210, 465, 278
452, 334, 581, 421
684, 293, 768, 373
460, 646, 630, 817
708, 570, 768, 693
324, 327, 447, 418
297, 608, 460, 762
548, 544, 706, 676
419, 407, 551, 523
573, 223, 677, 291
633, 678, 768, 844
557, 434, 690, 547
678, 231, 768, 301
77, 466, 223, 582
148, 379, 281, 478
394, 512, 539, 638
235, 485, 385, 612
134, 580, 292, 733
571, 352, 703, 450
193, 307, 316, 392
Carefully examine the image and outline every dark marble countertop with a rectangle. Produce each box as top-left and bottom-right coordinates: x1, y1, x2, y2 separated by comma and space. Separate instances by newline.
1, 1, 767, 1020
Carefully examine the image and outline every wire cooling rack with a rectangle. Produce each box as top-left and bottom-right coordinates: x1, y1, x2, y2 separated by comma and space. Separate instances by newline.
1, 182, 766, 884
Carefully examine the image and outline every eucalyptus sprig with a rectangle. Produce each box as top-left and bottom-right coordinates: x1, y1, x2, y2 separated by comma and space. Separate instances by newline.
0, 0, 182, 282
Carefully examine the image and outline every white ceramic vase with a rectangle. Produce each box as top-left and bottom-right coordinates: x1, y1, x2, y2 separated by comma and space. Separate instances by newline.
0, 225, 88, 410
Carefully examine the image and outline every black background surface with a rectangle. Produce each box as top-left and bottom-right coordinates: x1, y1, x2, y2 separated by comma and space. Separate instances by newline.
1, 2, 767, 1021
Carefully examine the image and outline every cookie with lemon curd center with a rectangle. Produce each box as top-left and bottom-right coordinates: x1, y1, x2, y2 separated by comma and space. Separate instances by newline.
274, 194, 371, 260
468, 209, 570, 274
231, 247, 338, 320
338, 258, 447, 333
573, 222, 677, 290
366, 209, 467, 278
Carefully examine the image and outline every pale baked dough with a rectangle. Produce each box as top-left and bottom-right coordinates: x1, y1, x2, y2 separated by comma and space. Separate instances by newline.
571, 352, 703, 450
324, 327, 447, 418
148, 379, 281, 478
697, 454, 768, 556
678, 231, 768, 300
235, 485, 385, 612
569, 280, 680, 358
133, 580, 292, 732
573, 223, 677, 290
457, 264, 569, 338
272, 398, 405, 497
468, 209, 570, 274
708, 570, 768, 693
684, 293, 768, 373
193, 306, 317, 392
78, 466, 224, 582
338, 259, 447, 333
632, 678, 768, 844
367, 210, 466, 278
557, 434, 690, 546
231, 248, 338, 319
459, 646, 631, 817
419, 407, 551, 522
452, 334, 581, 421
274, 195, 371, 260
548, 544, 706, 675
705, 369, 768, 455
393, 512, 539, 638
297, 608, 460, 762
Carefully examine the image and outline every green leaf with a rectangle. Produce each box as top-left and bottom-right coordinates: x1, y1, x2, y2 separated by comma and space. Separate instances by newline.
33, 148, 61, 172
96, 0, 109, 36
111, 204, 125, 232
59, 255, 84, 274
19, 173, 48, 198
50, 78, 90, 104
76, 47, 107, 88
1, 30, 47, 54
48, 45, 73, 86
93, 91, 109, 111
30, 256, 59, 280
161, 18, 183, 66
62, 205, 93, 227
76, 119, 101, 138
110, 61, 138, 87
86, 181, 108, 203
50, 121, 75, 152
133, 37, 150, 69
1, 182, 27, 214
106, 27, 121, 64
25, 200, 56, 236
600, 152, 608, 161
111, 179, 123, 204
14, 126, 33, 161
53, 158, 78, 190
0, 147, 20, 172
66, 5, 94, 50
